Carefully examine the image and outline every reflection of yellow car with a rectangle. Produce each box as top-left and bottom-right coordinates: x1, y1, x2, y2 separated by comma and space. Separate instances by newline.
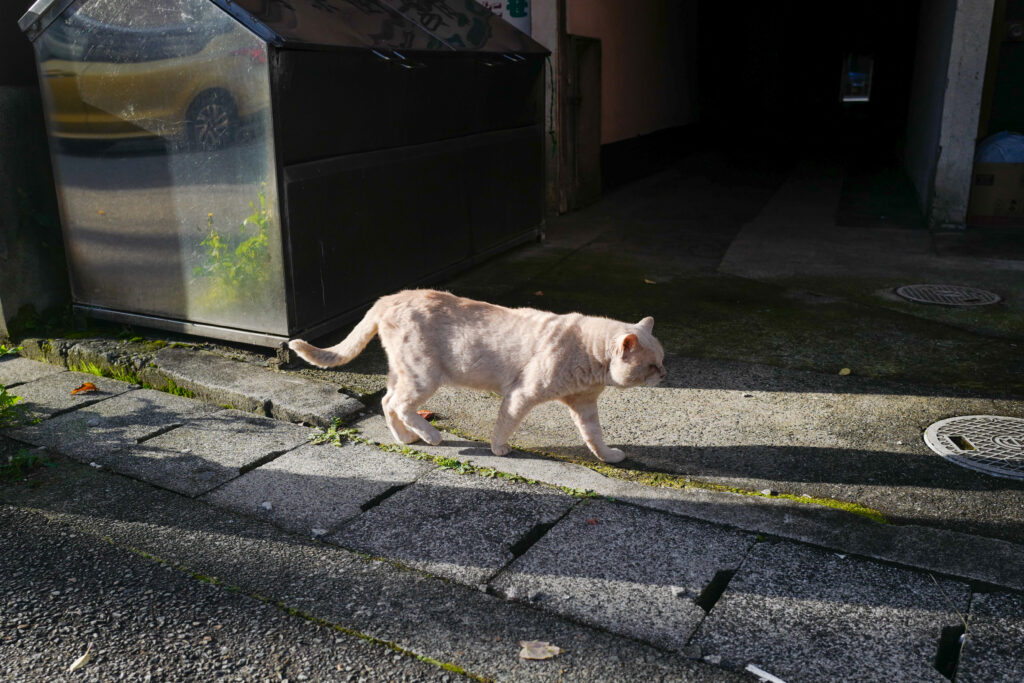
38, 7, 269, 151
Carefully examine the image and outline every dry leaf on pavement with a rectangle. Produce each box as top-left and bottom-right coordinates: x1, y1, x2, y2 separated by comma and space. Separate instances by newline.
71, 382, 98, 395
68, 643, 93, 672
519, 641, 562, 660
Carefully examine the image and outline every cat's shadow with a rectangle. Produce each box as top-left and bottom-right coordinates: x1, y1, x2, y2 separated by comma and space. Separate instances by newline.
451, 441, 493, 457
443, 439, 556, 462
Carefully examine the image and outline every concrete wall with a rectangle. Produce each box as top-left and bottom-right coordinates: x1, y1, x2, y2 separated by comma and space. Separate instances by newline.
904, 0, 995, 228
565, 0, 698, 145
0, 2, 69, 339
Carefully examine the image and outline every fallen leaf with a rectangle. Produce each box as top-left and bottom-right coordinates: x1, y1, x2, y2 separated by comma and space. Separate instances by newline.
68, 643, 93, 672
417, 410, 435, 420
643, 278, 656, 285
71, 382, 98, 395
519, 641, 562, 660
838, 368, 851, 376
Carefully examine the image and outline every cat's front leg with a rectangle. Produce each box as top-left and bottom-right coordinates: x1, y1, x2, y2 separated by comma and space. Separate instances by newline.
562, 393, 626, 464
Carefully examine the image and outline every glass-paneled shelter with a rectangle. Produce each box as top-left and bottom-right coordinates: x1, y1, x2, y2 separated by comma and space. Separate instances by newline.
20, 0, 547, 346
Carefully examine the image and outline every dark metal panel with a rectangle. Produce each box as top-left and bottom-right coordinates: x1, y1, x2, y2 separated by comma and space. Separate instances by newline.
275, 49, 490, 166
283, 136, 474, 328
467, 125, 544, 252
274, 49, 400, 165
472, 53, 544, 134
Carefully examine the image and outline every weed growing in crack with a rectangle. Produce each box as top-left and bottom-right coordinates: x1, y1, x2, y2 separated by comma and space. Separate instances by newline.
0, 384, 26, 428
310, 419, 538, 485
1, 448, 56, 481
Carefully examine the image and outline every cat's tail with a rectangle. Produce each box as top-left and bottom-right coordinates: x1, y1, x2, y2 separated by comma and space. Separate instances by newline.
287, 306, 379, 368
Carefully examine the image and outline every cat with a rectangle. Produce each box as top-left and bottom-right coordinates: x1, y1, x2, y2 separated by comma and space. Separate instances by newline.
288, 289, 666, 463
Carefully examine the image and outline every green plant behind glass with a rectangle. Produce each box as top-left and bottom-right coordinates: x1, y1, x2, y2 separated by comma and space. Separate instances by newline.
193, 187, 272, 304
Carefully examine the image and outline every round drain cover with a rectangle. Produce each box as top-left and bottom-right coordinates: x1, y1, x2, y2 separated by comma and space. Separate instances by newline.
896, 284, 1000, 306
924, 415, 1024, 480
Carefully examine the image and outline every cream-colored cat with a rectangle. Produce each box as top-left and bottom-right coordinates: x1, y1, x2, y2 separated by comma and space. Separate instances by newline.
288, 289, 666, 463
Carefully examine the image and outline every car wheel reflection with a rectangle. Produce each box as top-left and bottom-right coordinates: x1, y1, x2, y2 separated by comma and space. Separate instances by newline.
189, 89, 237, 151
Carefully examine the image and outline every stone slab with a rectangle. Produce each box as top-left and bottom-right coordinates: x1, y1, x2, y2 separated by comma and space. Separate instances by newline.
6, 389, 218, 462
203, 440, 434, 536
491, 498, 755, 652
155, 346, 363, 428
958, 591, 1024, 682
114, 409, 311, 497
691, 540, 970, 681
355, 415, 1024, 594
1, 370, 133, 420
1, 457, 741, 682
0, 356, 65, 387
328, 467, 577, 587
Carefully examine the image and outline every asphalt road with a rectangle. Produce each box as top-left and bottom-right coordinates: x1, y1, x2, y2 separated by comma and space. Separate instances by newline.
0, 505, 459, 682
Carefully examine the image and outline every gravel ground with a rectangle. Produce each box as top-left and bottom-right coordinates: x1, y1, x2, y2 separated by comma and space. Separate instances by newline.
0, 505, 463, 682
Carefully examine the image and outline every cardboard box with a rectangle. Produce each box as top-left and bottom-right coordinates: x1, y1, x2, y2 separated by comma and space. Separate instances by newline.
968, 162, 1024, 227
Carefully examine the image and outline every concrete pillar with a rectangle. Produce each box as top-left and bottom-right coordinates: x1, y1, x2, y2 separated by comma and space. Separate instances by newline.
531, 0, 568, 215
930, 0, 996, 228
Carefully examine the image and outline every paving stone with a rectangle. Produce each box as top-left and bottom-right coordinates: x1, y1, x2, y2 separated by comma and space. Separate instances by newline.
491, 499, 755, 652
6, 389, 218, 462
329, 467, 576, 586
203, 440, 434, 536
0, 356, 65, 387
154, 346, 363, 428
355, 417, 1024, 595
0, 370, 133, 420
691, 540, 970, 681
958, 591, 1024, 682
1, 462, 740, 682
112, 409, 312, 497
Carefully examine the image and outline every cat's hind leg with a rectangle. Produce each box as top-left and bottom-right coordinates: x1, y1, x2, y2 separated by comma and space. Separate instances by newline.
382, 384, 418, 444
561, 392, 626, 463
390, 377, 444, 446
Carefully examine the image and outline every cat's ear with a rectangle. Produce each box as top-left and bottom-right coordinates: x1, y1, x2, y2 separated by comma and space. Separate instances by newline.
620, 333, 639, 355
637, 317, 655, 333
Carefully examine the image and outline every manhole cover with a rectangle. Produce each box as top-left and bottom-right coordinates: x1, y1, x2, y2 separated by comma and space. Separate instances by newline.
924, 415, 1024, 480
896, 284, 1000, 306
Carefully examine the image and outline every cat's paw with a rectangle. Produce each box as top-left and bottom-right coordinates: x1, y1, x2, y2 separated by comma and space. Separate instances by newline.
491, 443, 512, 456
597, 448, 626, 464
